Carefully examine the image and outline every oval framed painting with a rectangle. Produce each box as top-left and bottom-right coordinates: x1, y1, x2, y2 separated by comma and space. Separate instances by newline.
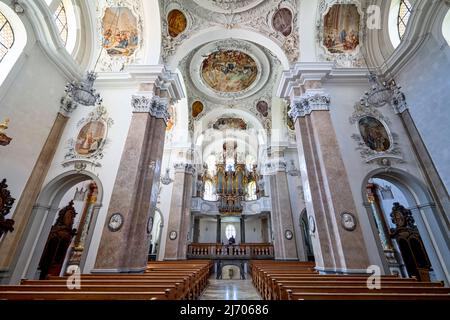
256, 100, 269, 117
358, 116, 391, 152
201, 50, 258, 93
167, 9, 187, 38
192, 101, 204, 118
75, 120, 107, 156
272, 8, 293, 37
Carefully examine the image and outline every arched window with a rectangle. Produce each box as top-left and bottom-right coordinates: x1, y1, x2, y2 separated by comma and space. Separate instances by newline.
397, 0, 412, 40
0, 11, 14, 63
225, 225, 236, 240
443, 9, 450, 47
388, 0, 413, 48
0, 3, 27, 86
54, 2, 68, 46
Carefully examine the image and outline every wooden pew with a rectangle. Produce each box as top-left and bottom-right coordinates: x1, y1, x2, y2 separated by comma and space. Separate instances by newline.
249, 260, 449, 301
0, 290, 172, 300
0, 260, 212, 301
287, 291, 450, 300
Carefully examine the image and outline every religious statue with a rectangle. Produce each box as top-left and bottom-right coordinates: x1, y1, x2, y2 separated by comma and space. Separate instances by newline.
0, 118, 12, 146
38, 201, 78, 279
0, 179, 15, 238
389, 202, 432, 281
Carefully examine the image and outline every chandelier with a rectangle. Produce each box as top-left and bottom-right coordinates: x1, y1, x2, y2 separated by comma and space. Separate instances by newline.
362, 72, 394, 108
65, 72, 102, 107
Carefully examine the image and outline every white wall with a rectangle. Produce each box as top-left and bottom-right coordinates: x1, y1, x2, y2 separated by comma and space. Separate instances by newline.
395, 35, 450, 193
198, 218, 217, 243
0, 44, 71, 218
244, 217, 263, 243
41, 81, 134, 273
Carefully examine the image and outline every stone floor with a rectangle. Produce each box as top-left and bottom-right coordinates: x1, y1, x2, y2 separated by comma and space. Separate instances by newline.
199, 275, 262, 300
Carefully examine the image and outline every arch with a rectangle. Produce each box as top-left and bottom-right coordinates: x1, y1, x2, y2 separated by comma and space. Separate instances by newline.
195, 107, 268, 145
9, 170, 103, 283
361, 168, 450, 285
167, 27, 290, 70
0, 2, 27, 87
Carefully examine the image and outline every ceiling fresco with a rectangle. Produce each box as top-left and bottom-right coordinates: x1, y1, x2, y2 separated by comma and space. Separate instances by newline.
201, 50, 258, 93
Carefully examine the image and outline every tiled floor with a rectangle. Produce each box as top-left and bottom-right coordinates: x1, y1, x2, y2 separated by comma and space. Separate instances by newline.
199, 275, 262, 300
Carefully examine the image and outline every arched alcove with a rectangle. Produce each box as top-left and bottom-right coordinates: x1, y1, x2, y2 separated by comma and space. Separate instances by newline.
10, 171, 103, 283
362, 168, 450, 285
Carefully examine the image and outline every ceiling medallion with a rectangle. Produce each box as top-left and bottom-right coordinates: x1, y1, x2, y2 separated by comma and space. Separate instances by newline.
201, 50, 258, 94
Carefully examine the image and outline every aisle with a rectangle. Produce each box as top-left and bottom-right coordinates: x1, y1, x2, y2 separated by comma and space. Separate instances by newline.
199, 277, 262, 300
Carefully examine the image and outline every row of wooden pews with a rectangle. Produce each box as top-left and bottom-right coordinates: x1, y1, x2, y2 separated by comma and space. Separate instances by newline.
0, 260, 213, 300
249, 260, 450, 300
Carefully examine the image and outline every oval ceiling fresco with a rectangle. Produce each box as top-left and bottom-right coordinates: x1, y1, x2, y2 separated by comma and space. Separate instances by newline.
201, 50, 258, 93
167, 9, 187, 38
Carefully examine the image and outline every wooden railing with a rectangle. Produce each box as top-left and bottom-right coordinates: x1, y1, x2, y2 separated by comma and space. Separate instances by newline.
187, 243, 274, 260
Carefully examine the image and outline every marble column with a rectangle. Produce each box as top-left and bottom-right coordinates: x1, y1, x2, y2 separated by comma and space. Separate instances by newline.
281, 78, 370, 272
0, 100, 74, 277
94, 69, 183, 272
164, 163, 195, 260
193, 216, 200, 243
240, 216, 246, 244
216, 215, 221, 244
261, 216, 269, 243
267, 151, 299, 260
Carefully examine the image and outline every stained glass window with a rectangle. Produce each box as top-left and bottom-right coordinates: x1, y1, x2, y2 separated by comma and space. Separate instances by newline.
0, 11, 14, 62
54, 2, 68, 46
398, 0, 412, 40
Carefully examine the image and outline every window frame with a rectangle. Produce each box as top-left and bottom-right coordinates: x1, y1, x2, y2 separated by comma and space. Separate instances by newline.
54, 1, 69, 46
397, 0, 413, 40
0, 11, 15, 63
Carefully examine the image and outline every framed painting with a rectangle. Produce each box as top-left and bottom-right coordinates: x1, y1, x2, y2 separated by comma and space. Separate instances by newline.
201, 50, 258, 93
167, 9, 187, 38
102, 7, 139, 57
358, 116, 391, 152
272, 8, 293, 37
323, 4, 360, 54
75, 120, 107, 156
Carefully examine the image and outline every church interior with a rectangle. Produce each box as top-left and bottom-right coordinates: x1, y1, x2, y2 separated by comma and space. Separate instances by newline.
0, 0, 449, 302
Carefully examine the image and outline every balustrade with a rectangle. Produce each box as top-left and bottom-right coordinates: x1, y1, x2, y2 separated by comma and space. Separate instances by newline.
187, 243, 274, 259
